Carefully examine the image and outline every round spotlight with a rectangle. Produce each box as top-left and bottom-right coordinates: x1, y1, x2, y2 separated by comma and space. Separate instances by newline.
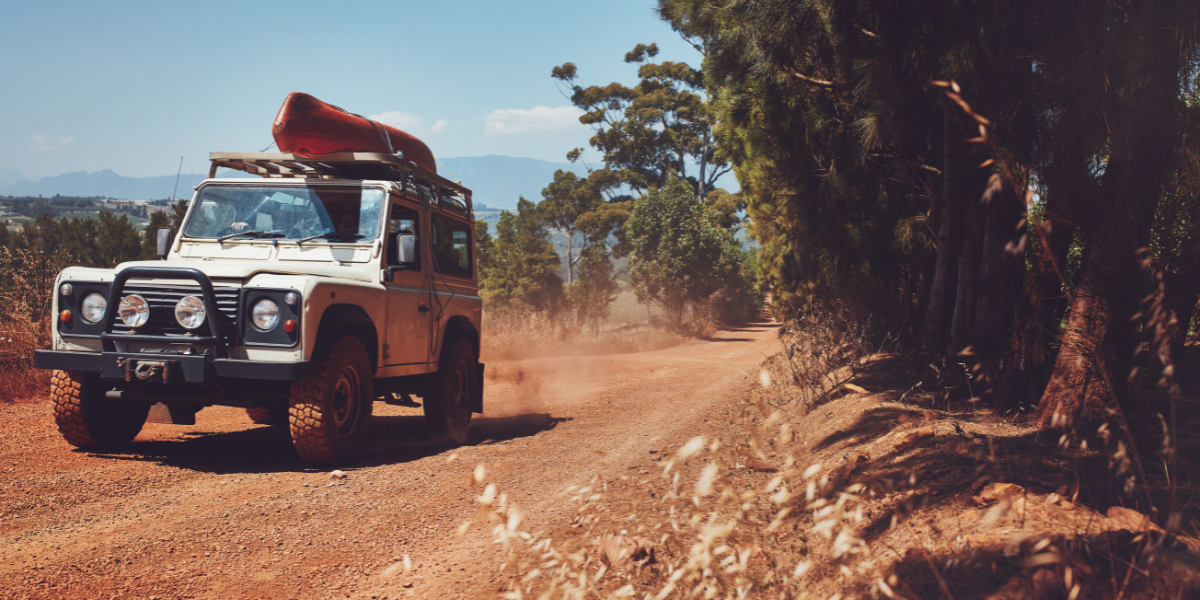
174, 296, 207, 330
284, 291, 299, 306
252, 298, 280, 330
60, 283, 73, 296
118, 295, 150, 328
80, 293, 107, 324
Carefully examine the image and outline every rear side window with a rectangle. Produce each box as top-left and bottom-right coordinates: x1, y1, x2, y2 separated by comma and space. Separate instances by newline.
430, 214, 472, 278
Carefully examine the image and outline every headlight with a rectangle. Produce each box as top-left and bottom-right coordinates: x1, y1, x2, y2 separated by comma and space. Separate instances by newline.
60, 283, 73, 296
118, 295, 150, 328
174, 296, 206, 329
81, 293, 107, 323
252, 298, 280, 330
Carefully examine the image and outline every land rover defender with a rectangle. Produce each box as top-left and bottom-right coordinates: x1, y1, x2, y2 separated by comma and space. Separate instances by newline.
34, 152, 483, 464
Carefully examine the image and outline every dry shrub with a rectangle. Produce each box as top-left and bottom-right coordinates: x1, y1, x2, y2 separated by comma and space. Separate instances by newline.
760, 309, 891, 412
0, 246, 55, 402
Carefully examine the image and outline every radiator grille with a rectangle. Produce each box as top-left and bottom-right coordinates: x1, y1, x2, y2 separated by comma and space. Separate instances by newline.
109, 283, 239, 344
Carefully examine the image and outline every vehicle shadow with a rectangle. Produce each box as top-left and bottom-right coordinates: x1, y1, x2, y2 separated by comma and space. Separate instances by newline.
87, 412, 567, 475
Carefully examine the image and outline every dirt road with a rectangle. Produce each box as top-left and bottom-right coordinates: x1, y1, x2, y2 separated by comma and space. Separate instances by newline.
0, 320, 778, 600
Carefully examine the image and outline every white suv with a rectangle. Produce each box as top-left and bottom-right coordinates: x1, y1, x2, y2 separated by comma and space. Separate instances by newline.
35, 152, 484, 464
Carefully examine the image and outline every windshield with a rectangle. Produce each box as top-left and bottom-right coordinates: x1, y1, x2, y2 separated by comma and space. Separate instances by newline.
184, 185, 384, 242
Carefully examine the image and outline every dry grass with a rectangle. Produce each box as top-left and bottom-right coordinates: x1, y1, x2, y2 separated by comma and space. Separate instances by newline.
482, 291, 684, 361
459, 314, 1200, 600
0, 246, 54, 402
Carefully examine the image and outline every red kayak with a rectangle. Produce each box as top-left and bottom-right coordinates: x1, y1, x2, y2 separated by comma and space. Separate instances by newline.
271, 92, 437, 174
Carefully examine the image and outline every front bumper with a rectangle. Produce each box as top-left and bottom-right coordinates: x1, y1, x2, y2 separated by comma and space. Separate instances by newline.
34, 350, 309, 383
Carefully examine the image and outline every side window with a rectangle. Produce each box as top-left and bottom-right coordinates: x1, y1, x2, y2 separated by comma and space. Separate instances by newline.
431, 214, 472, 278
387, 203, 420, 270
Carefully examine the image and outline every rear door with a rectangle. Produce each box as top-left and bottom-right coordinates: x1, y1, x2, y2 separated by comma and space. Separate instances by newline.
383, 196, 432, 365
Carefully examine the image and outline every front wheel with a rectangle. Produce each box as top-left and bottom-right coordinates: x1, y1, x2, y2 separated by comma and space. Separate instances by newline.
288, 336, 374, 464
424, 338, 476, 444
52, 370, 150, 449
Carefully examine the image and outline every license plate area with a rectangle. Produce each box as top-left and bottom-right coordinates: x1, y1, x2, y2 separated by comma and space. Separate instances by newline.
117, 357, 177, 383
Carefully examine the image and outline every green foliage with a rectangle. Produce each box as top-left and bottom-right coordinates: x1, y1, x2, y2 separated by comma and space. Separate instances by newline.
571, 244, 619, 330
552, 43, 730, 200
478, 199, 566, 314
627, 178, 750, 325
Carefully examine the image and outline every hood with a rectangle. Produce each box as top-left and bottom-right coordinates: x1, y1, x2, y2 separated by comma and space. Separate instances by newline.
113, 260, 374, 283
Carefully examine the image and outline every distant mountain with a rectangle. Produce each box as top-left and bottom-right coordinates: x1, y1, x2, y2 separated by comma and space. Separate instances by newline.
1, 169, 209, 200
0, 168, 28, 191
439, 155, 585, 210
0, 155, 583, 206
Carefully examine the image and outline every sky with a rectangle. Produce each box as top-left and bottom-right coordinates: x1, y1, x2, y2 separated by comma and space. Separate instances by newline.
0, 0, 708, 180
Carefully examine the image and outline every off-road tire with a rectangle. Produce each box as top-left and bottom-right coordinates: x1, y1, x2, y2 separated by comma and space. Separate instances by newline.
288, 336, 374, 464
424, 338, 475, 444
51, 370, 151, 449
246, 406, 288, 425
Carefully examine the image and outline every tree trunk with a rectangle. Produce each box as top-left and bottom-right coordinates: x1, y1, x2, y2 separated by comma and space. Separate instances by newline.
1036, 0, 1181, 429
971, 177, 1023, 399
1034, 238, 1127, 428
920, 111, 964, 362
946, 171, 990, 366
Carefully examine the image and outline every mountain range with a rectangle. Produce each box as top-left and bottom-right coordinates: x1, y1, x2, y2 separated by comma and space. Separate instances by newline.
0, 155, 584, 210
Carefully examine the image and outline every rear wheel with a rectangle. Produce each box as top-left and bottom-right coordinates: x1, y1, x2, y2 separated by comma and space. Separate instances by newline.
424, 338, 475, 443
246, 406, 288, 425
288, 336, 374, 464
51, 370, 150, 449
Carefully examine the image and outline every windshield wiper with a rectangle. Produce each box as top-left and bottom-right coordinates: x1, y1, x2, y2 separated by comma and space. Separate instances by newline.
217, 230, 285, 242
296, 232, 366, 245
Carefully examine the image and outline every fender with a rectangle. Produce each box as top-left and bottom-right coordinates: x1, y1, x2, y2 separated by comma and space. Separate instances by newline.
313, 304, 379, 370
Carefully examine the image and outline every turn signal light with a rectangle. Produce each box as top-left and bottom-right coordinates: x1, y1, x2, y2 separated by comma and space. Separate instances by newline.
60, 310, 71, 323
284, 320, 296, 333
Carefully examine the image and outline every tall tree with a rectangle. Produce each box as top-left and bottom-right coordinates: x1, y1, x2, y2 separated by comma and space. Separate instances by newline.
552, 43, 730, 200
1035, 0, 1194, 428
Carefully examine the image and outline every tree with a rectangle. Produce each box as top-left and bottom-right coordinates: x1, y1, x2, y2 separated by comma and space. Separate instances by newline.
478, 199, 566, 314
659, 0, 1200, 431
139, 210, 174, 260
552, 43, 730, 200
571, 244, 619, 330
94, 211, 141, 267
627, 178, 742, 326
538, 170, 606, 287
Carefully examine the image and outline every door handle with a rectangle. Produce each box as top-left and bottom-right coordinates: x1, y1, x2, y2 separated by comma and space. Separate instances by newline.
418, 304, 431, 312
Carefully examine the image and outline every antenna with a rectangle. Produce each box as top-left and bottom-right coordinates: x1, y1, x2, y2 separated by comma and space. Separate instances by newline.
169, 156, 183, 203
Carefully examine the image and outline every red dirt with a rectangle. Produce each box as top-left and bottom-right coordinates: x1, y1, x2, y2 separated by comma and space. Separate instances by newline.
0, 321, 780, 599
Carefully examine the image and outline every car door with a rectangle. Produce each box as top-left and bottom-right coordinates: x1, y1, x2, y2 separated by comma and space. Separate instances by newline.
383, 196, 432, 366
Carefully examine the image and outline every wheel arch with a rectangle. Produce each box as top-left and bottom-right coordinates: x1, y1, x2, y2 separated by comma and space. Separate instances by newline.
439, 316, 479, 365
313, 304, 379, 371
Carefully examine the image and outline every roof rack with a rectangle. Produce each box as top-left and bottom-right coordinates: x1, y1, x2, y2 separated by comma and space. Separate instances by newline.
208, 151, 473, 214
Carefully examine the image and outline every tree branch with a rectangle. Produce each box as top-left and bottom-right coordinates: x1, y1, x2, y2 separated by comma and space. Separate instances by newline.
790, 71, 837, 88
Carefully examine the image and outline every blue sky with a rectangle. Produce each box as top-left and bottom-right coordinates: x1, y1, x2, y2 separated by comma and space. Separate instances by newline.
0, 0, 706, 180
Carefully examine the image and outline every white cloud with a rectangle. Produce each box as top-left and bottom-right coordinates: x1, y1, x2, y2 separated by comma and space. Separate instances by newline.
483, 106, 585, 137
368, 111, 448, 136
30, 134, 75, 152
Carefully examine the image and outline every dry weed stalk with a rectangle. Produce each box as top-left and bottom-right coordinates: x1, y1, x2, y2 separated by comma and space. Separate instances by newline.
0, 245, 57, 401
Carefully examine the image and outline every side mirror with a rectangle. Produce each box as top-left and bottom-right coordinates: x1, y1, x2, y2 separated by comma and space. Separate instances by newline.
156, 228, 172, 259
396, 232, 416, 264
